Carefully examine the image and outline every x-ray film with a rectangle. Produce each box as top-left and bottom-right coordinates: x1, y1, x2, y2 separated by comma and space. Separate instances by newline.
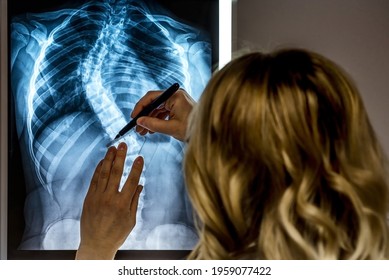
10, 0, 211, 250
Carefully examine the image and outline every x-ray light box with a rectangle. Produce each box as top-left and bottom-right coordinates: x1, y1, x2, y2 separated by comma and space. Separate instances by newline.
0, 0, 232, 259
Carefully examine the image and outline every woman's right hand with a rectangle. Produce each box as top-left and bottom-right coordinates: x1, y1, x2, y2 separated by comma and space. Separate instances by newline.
131, 89, 196, 142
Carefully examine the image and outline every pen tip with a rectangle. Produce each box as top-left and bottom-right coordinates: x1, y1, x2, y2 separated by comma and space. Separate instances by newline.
106, 134, 122, 147
106, 139, 115, 148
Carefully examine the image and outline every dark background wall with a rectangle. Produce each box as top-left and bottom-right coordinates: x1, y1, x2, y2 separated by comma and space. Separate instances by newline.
235, 0, 389, 156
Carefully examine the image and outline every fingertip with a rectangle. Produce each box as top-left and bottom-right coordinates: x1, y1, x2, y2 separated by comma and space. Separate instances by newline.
118, 142, 127, 151
136, 125, 147, 135
135, 156, 144, 166
136, 117, 147, 128
131, 108, 138, 118
107, 145, 117, 154
102, 147, 115, 161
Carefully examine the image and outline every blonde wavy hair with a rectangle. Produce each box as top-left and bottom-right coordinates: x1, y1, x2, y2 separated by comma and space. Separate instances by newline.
184, 49, 389, 259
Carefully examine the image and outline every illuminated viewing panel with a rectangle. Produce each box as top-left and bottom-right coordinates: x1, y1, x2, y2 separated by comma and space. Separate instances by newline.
10, 0, 212, 250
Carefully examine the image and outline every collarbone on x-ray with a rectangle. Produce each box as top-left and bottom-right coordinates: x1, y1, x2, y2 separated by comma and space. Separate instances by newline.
10, 0, 211, 250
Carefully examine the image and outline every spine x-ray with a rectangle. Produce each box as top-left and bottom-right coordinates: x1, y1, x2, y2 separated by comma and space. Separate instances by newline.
10, 0, 211, 250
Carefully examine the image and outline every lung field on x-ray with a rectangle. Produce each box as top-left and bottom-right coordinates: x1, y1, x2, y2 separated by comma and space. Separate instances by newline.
10, 0, 211, 250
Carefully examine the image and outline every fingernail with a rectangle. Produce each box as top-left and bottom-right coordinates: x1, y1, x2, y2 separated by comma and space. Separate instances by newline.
118, 142, 126, 150
137, 118, 147, 128
108, 146, 116, 154
135, 156, 143, 165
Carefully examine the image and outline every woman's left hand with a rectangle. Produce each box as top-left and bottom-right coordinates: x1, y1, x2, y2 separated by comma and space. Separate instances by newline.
76, 142, 144, 260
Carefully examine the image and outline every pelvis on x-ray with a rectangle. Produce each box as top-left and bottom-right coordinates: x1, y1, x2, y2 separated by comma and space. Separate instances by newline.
10, 0, 210, 250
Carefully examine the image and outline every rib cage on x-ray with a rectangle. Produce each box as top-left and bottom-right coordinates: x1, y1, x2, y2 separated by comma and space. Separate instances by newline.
10, 0, 211, 249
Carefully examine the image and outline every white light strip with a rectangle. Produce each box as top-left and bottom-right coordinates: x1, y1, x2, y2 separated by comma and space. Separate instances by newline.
219, 0, 232, 69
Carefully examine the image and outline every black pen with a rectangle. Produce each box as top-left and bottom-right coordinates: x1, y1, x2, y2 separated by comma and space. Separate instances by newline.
106, 83, 180, 147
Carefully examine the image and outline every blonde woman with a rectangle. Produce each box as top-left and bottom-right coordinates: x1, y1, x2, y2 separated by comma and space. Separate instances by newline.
76, 48, 389, 259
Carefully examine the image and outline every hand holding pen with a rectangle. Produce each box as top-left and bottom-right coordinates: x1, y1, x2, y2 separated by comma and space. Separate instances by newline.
108, 83, 187, 146
131, 86, 196, 142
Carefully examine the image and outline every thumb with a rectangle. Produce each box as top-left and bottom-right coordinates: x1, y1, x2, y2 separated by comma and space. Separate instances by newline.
137, 116, 179, 137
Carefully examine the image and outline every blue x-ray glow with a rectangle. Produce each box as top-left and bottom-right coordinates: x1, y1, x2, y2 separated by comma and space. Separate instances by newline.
10, 0, 211, 250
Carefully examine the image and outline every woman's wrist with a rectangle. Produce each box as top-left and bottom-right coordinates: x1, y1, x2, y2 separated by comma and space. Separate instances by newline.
76, 244, 117, 260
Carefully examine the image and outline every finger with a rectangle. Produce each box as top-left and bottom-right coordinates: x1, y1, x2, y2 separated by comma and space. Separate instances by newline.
129, 185, 143, 226
164, 90, 185, 111
149, 107, 168, 119
139, 129, 149, 136
137, 116, 181, 137
87, 160, 103, 195
135, 109, 169, 135
122, 156, 144, 198
131, 91, 163, 118
106, 142, 127, 194
135, 124, 146, 134
154, 110, 170, 120
97, 146, 117, 192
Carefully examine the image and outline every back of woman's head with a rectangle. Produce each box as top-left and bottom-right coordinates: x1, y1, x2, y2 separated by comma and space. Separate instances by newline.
184, 48, 389, 259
